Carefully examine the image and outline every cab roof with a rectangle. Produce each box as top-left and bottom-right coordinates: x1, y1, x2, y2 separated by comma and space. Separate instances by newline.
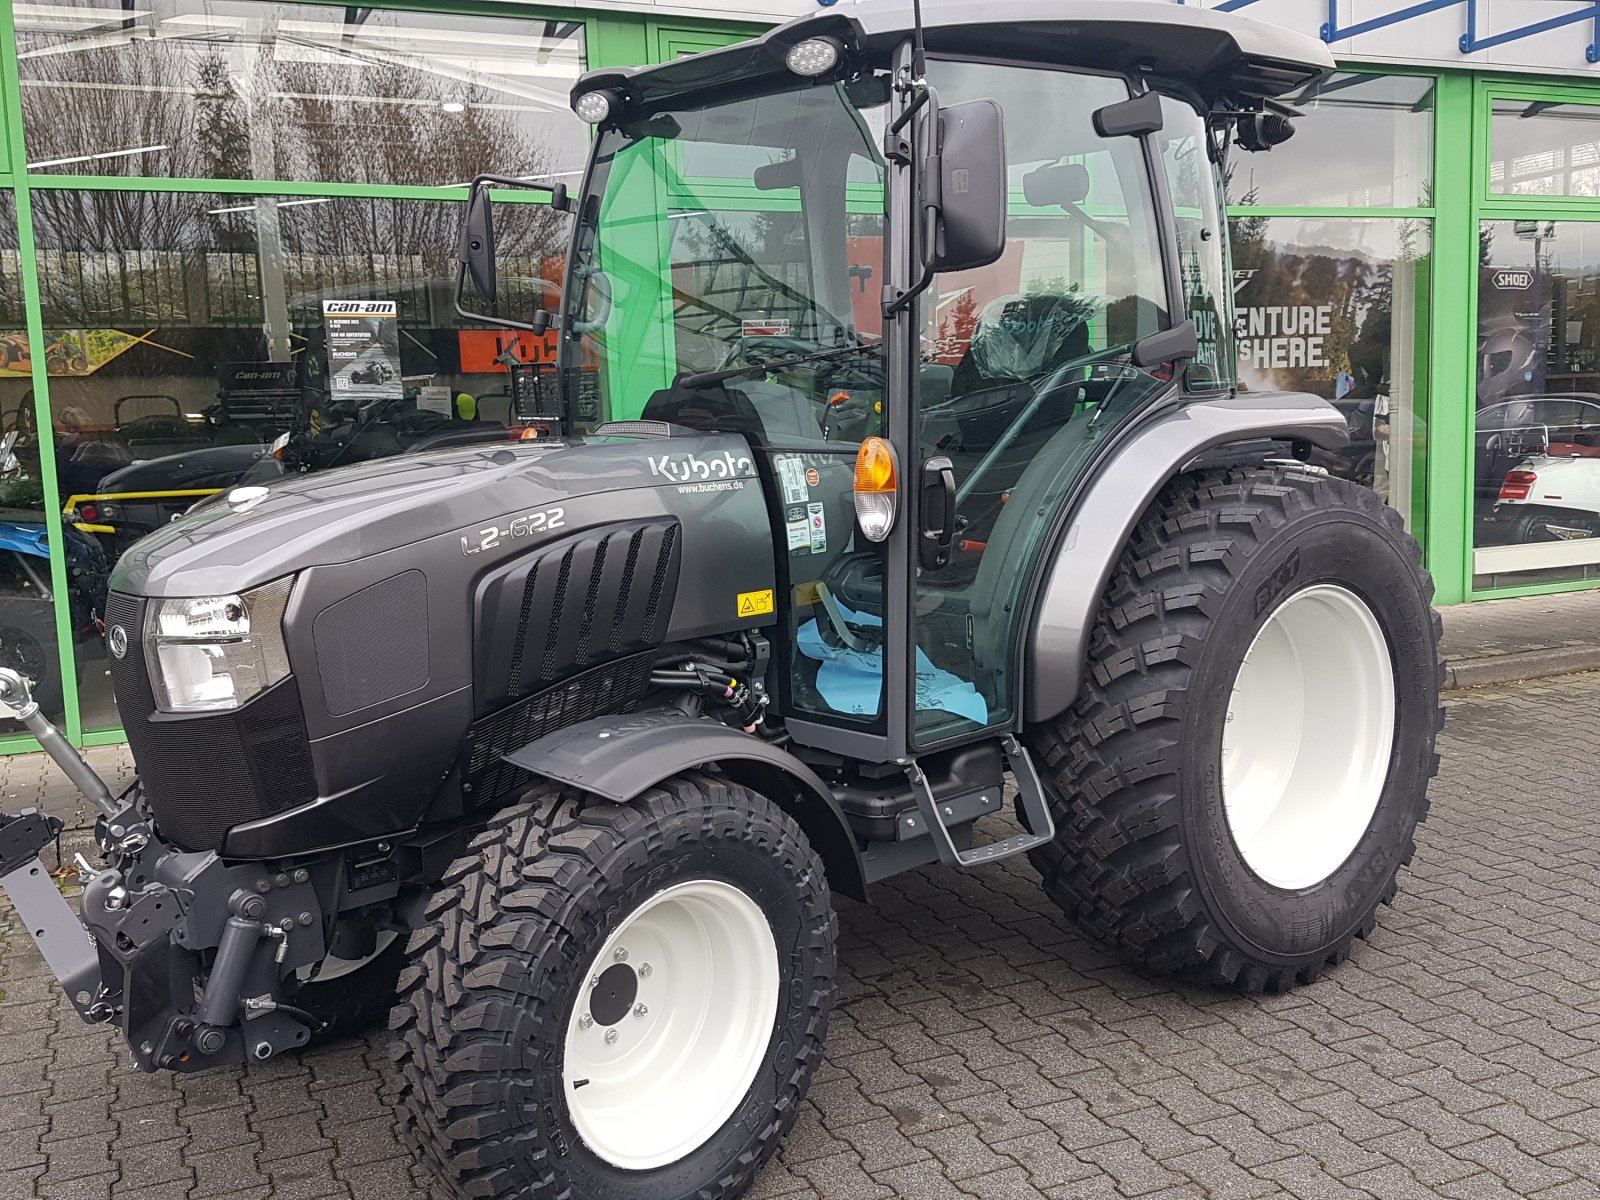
574, 0, 1334, 116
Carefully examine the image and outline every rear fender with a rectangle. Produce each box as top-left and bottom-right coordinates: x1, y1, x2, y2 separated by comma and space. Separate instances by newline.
1023, 390, 1348, 723
503, 711, 866, 901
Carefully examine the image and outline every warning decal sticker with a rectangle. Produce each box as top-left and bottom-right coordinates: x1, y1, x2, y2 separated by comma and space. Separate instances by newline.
737, 589, 775, 618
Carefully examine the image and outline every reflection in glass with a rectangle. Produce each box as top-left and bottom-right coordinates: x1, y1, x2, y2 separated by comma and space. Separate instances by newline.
0, 197, 78, 736
16, 2, 588, 187
1226, 74, 1434, 209
1159, 95, 1233, 389
32, 190, 569, 730
1490, 101, 1600, 197
1229, 215, 1431, 531
1474, 220, 1600, 587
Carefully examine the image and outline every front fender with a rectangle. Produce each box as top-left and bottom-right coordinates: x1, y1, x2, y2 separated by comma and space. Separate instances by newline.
1023, 390, 1348, 723
504, 710, 866, 901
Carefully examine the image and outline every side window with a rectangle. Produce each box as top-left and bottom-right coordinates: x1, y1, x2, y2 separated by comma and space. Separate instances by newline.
1157, 95, 1234, 391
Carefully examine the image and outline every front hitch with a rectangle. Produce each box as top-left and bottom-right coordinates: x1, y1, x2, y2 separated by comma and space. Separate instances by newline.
0, 667, 124, 1022
0, 808, 106, 1019
0, 667, 328, 1071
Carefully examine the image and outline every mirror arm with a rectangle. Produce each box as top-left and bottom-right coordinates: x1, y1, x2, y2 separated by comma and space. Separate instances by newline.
453, 260, 547, 334
467, 173, 571, 211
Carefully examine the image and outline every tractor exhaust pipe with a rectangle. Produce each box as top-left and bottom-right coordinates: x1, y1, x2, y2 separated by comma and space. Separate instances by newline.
0, 667, 118, 818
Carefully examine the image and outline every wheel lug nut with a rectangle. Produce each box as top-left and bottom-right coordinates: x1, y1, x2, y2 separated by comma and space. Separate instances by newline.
613, 947, 628, 963
639, 963, 652, 978
589, 975, 599, 988
579, 1013, 594, 1029
604, 1029, 619, 1045
634, 1004, 648, 1017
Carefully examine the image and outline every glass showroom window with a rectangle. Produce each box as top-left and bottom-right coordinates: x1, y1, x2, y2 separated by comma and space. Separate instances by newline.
1228, 215, 1432, 530
31, 189, 569, 730
0, 197, 74, 737
14, 2, 588, 187
1489, 99, 1600, 197
1226, 73, 1434, 209
1473, 220, 1600, 588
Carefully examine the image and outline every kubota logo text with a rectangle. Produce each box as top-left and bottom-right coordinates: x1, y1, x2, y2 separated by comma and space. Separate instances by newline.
648, 451, 754, 482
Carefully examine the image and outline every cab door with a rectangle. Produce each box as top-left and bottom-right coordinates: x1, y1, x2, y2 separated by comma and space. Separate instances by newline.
901, 63, 1209, 751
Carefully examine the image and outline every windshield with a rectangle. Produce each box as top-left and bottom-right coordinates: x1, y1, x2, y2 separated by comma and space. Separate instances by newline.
563, 79, 888, 442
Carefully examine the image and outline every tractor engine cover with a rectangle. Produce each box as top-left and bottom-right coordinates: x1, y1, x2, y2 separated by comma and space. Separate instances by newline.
104, 433, 780, 858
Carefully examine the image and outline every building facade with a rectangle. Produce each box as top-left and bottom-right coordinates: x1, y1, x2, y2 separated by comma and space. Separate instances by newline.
0, 0, 1593, 753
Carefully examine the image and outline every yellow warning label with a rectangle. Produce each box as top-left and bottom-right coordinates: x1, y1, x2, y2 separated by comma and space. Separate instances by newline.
793, 580, 821, 607
737, 589, 774, 618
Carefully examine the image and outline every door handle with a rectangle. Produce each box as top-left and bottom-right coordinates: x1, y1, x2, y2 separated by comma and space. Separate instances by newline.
919, 455, 957, 571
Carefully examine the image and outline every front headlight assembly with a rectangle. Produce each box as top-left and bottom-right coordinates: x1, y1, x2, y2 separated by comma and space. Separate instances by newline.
145, 577, 294, 712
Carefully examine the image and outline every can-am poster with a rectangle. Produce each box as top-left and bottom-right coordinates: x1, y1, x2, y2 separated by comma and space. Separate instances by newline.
322, 299, 402, 401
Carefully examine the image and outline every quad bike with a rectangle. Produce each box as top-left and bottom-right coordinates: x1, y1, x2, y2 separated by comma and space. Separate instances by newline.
348, 359, 396, 386
0, 7, 1442, 1200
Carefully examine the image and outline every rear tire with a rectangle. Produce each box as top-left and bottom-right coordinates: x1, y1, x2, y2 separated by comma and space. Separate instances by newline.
391, 774, 836, 1200
1025, 467, 1443, 992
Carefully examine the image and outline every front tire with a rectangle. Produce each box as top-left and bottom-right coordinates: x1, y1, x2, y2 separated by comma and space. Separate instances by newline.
391, 774, 836, 1200
1026, 467, 1443, 992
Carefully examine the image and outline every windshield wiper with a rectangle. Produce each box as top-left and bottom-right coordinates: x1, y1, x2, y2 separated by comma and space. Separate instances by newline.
677, 341, 883, 389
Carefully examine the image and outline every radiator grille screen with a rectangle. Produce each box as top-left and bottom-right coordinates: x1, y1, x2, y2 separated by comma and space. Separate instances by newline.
313, 570, 429, 716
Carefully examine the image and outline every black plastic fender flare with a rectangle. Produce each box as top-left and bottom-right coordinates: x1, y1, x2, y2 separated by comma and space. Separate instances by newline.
1023, 389, 1350, 724
503, 710, 866, 901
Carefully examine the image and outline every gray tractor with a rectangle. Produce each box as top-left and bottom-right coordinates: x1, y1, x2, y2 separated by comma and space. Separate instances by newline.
0, 4, 1441, 1199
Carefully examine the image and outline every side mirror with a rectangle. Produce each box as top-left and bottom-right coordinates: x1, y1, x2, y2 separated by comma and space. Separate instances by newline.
454, 173, 570, 330
460, 182, 497, 303
925, 98, 1007, 274
1131, 320, 1198, 369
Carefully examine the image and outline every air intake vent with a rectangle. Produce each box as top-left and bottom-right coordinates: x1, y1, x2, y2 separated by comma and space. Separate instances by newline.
474, 519, 680, 710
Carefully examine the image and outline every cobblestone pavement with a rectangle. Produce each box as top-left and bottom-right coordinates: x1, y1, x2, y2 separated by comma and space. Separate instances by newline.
5, 674, 1600, 1199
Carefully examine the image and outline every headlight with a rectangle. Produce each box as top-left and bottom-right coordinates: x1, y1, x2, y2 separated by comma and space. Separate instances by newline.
145, 577, 294, 712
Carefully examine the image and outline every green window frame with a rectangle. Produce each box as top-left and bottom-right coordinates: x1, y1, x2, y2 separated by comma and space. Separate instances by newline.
1462, 77, 1600, 600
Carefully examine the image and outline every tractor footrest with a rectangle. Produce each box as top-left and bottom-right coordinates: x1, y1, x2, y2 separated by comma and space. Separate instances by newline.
908, 736, 1056, 869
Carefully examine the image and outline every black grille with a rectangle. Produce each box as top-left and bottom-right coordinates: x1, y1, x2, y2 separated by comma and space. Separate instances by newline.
477, 519, 680, 709
313, 570, 429, 716
105, 590, 319, 852
461, 653, 653, 807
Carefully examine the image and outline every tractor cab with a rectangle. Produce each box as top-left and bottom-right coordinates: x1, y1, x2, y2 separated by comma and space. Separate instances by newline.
460, 0, 1323, 767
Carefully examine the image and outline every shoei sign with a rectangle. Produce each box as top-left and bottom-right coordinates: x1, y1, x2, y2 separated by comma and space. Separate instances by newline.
1492, 269, 1534, 290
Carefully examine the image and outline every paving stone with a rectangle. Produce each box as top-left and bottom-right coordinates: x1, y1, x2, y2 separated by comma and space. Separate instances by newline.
2, 674, 1599, 1198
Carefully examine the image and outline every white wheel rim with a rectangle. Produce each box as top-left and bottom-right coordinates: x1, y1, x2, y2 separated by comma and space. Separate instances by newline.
1221, 584, 1396, 891
562, 878, 780, 1171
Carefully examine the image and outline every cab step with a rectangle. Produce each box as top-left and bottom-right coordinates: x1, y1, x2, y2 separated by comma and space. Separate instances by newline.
908, 735, 1056, 869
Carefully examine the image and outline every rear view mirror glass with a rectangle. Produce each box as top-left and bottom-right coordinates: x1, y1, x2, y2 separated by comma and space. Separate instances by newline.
928, 98, 1007, 274
460, 185, 497, 303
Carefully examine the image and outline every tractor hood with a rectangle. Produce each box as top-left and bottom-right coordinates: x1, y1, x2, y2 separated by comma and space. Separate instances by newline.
110, 433, 760, 598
